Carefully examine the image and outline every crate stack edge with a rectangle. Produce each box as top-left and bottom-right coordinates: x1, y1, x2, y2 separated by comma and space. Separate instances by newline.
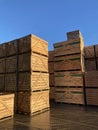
54, 30, 85, 104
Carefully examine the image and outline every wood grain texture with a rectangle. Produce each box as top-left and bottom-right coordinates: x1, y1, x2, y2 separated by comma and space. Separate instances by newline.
0, 43, 6, 58
48, 51, 54, 62
0, 58, 5, 73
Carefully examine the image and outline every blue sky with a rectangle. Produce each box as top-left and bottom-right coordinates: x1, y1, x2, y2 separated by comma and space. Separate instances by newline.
0, 0, 98, 50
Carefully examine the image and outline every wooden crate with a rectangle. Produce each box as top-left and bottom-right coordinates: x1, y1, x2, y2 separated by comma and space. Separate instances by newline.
5, 40, 18, 56
84, 46, 95, 58
6, 56, 17, 73
54, 54, 83, 71
18, 34, 48, 56
0, 75, 4, 91
49, 74, 54, 86
0, 93, 14, 120
18, 72, 49, 91
86, 88, 98, 105
95, 44, 98, 57
0, 43, 6, 58
55, 87, 84, 104
54, 38, 84, 56
16, 90, 49, 115
19, 52, 48, 72
50, 86, 55, 99
85, 58, 96, 71
0, 58, 5, 73
48, 62, 54, 74
85, 71, 98, 87
5, 73, 16, 92
67, 30, 83, 40
55, 71, 83, 87
48, 51, 54, 62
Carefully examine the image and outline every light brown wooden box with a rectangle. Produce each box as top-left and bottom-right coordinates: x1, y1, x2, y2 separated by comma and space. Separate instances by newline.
0, 93, 14, 120
0, 43, 6, 58
5, 40, 18, 56
5, 73, 16, 92
85, 71, 98, 87
55, 87, 84, 104
48, 51, 54, 62
49, 74, 54, 86
54, 54, 83, 71
67, 30, 83, 40
48, 62, 54, 74
55, 71, 83, 87
6, 56, 17, 73
50, 86, 55, 100
18, 72, 49, 91
54, 38, 84, 57
95, 44, 98, 57
18, 34, 48, 56
85, 58, 96, 71
86, 88, 98, 105
0, 75, 4, 91
84, 45, 95, 58
19, 52, 48, 72
0, 58, 5, 73
16, 90, 49, 115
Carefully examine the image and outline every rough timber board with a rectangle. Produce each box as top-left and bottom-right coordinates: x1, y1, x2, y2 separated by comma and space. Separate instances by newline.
6, 56, 17, 73
95, 44, 98, 57
18, 72, 49, 91
0, 75, 4, 91
84, 45, 95, 59
5, 40, 18, 56
16, 91, 49, 115
54, 54, 82, 71
48, 62, 54, 74
50, 87, 55, 99
85, 71, 98, 87
48, 51, 54, 62
55, 87, 84, 104
55, 71, 83, 87
19, 52, 48, 72
85, 59, 96, 71
18, 34, 48, 56
0, 43, 6, 58
86, 88, 98, 105
54, 38, 84, 56
5, 73, 16, 92
0, 58, 5, 73
0, 94, 14, 120
49, 74, 54, 86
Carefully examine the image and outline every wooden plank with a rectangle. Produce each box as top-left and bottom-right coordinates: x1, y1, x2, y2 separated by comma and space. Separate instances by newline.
67, 30, 83, 40
48, 62, 54, 74
84, 46, 95, 59
5, 40, 18, 56
54, 38, 84, 56
85, 58, 96, 71
0, 93, 14, 120
19, 52, 48, 72
6, 56, 17, 73
0, 75, 4, 91
55, 87, 84, 104
95, 44, 98, 57
49, 74, 54, 86
18, 72, 49, 91
5, 73, 16, 92
16, 90, 49, 115
48, 51, 54, 62
50, 87, 55, 99
0, 58, 5, 73
55, 71, 83, 87
0, 43, 6, 58
54, 54, 83, 71
86, 88, 98, 105
85, 71, 98, 87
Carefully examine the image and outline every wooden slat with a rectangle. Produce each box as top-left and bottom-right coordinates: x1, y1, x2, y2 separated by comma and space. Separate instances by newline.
48, 62, 54, 74
85, 71, 98, 87
54, 54, 82, 71
0, 75, 4, 91
0, 43, 6, 58
95, 44, 98, 57
85, 58, 96, 71
0, 94, 14, 120
84, 46, 95, 59
50, 87, 55, 99
54, 38, 84, 56
0, 58, 5, 73
55, 87, 84, 104
48, 51, 54, 62
49, 74, 54, 86
55, 71, 83, 87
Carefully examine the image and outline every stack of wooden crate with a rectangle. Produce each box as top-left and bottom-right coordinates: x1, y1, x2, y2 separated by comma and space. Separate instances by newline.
0, 43, 14, 120
48, 51, 55, 100
54, 30, 85, 104
84, 44, 98, 105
